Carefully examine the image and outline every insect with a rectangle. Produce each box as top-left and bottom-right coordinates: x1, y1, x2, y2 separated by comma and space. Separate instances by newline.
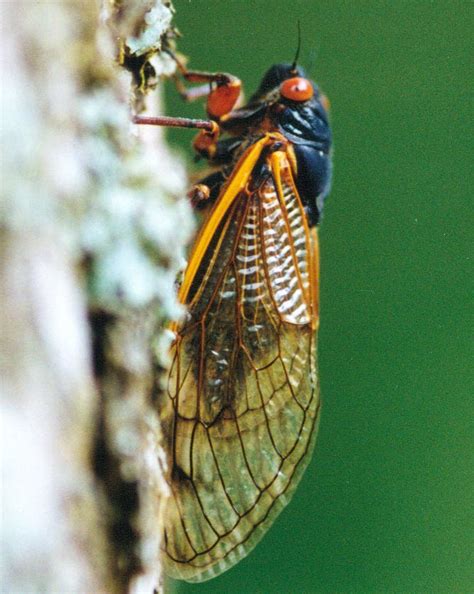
134, 44, 332, 582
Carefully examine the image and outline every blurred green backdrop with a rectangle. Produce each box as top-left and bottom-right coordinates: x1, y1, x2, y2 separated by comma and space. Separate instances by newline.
164, 1, 473, 592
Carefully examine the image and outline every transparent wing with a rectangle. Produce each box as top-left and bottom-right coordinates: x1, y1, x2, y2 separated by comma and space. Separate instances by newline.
161, 141, 320, 582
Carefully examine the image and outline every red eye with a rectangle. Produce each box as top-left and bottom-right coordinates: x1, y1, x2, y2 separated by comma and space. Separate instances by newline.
280, 77, 314, 102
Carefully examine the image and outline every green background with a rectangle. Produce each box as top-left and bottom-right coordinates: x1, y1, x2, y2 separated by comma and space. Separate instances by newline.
165, 1, 473, 592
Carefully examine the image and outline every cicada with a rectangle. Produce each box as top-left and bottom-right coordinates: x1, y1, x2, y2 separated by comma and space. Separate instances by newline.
135, 49, 332, 582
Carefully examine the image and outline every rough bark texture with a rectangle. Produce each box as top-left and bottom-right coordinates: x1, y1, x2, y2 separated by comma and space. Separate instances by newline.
1, 2, 192, 593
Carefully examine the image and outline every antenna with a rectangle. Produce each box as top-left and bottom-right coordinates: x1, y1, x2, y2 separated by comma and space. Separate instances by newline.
291, 21, 302, 72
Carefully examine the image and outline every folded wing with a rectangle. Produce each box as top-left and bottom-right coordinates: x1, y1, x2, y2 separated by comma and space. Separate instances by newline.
161, 140, 321, 582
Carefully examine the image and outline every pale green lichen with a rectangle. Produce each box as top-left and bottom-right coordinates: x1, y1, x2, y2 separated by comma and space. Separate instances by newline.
78, 88, 192, 317
1, 2, 190, 317
127, 2, 174, 56
2, 2, 188, 591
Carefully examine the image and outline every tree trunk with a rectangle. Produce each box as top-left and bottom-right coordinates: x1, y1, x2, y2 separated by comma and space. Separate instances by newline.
1, 2, 192, 592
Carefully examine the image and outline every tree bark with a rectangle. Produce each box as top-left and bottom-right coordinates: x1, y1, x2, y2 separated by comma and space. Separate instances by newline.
1, 2, 192, 592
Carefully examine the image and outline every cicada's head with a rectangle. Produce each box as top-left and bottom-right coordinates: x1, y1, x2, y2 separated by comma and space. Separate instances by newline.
249, 63, 331, 150
246, 63, 333, 225
251, 63, 314, 102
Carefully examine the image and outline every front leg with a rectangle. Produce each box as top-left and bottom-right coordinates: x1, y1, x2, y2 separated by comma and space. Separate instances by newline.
193, 130, 242, 163
187, 171, 227, 210
168, 51, 242, 119
188, 183, 211, 210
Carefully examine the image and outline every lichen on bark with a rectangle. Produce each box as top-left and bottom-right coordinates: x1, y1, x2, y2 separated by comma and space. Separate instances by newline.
1, 2, 192, 592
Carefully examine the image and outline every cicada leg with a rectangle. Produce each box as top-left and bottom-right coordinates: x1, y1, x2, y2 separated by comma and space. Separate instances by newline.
134, 50, 243, 161
186, 170, 229, 211
187, 183, 210, 209
167, 50, 242, 119
164, 52, 243, 161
